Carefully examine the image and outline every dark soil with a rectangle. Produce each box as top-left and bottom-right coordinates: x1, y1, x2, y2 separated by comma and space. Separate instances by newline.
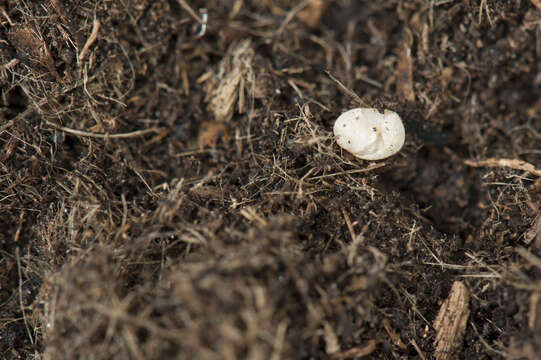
1, 0, 541, 359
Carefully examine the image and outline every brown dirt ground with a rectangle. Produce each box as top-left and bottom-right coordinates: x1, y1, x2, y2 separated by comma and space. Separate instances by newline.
1, 0, 541, 359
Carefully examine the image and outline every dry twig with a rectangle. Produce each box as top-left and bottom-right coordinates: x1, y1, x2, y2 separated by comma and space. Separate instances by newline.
275, 0, 312, 36
176, 0, 202, 23
465, 158, 541, 177
325, 71, 367, 107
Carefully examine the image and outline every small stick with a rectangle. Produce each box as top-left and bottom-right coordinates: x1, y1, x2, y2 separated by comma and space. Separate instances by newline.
464, 158, 541, 177
410, 339, 427, 360
14, 212, 24, 242
176, 0, 202, 23
0, 5, 14, 26
79, 18, 100, 62
276, 0, 311, 36
325, 71, 368, 107
45, 120, 161, 139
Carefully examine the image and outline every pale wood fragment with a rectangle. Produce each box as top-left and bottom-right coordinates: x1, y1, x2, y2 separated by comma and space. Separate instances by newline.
323, 321, 340, 355
205, 40, 254, 123
433, 281, 470, 360
297, 0, 328, 29
531, 0, 541, 11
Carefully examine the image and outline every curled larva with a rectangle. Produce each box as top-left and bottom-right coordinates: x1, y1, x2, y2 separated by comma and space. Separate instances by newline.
333, 108, 405, 160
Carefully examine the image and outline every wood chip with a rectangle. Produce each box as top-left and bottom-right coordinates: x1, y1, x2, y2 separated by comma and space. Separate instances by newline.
205, 40, 254, 122
464, 158, 541, 177
323, 321, 340, 355
296, 0, 328, 29
396, 29, 415, 102
433, 281, 470, 360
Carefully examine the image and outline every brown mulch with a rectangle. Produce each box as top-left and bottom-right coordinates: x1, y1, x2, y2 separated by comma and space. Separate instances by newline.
1, 1, 540, 359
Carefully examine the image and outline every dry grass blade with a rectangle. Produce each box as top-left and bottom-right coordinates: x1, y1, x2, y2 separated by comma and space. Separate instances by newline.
44, 120, 161, 139
275, 0, 312, 36
16, 247, 34, 345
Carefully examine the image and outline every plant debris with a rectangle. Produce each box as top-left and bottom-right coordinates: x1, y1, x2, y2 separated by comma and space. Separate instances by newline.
433, 281, 470, 360
465, 158, 541, 177
1, 1, 540, 359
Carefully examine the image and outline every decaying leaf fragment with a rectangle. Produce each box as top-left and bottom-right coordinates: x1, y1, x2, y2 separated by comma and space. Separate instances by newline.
197, 121, 227, 149
203, 39, 254, 122
433, 281, 470, 360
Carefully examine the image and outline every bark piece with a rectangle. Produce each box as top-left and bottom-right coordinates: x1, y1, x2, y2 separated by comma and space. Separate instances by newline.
433, 281, 470, 360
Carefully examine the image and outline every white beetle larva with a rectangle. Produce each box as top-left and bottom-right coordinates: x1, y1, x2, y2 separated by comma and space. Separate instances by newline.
333, 108, 405, 160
